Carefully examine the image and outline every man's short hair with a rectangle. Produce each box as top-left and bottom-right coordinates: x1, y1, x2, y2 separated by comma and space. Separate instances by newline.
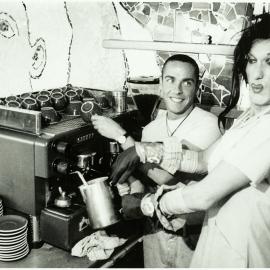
162, 54, 199, 84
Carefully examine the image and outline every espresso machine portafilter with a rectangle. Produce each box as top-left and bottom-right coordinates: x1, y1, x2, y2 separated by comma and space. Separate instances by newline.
76, 152, 96, 172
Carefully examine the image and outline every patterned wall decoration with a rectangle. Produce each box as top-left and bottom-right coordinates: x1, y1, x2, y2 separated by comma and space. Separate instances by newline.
120, 2, 254, 107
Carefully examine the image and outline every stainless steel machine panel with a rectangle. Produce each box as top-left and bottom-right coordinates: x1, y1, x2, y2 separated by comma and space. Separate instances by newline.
0, 129, 45, 215
0, 105, 41, 134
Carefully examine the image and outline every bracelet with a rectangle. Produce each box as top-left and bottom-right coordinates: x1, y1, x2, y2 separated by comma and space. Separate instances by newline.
144, 143, 163, 164
135, 142, 163, 164
159, 137, 183, 174
180, 150, 199, 173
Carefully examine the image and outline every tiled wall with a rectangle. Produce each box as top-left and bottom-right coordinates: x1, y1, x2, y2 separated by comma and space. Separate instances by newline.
120, 2, 254, 107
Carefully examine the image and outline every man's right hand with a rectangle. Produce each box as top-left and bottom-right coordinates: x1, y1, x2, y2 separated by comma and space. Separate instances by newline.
92, 115, 125, 141
110, 146, 140, 185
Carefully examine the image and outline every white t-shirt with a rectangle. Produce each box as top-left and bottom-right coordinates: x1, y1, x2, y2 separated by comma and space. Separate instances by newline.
208, 113, 270, 186
142, 106, 221, 151
141, 106, 221, 268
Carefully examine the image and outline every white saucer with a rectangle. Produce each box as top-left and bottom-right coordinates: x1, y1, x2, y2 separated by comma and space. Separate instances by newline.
0, 226, 27, 237
0, 243, 28, 254
0, 215, 28, 233
0, 250, 29, 262
0, 239, 27, 251
0, 215, 27, 231
0, 232, 27, 243
0, 246, 29, 260
0, 239, 27, 247
0, 229, 27, 239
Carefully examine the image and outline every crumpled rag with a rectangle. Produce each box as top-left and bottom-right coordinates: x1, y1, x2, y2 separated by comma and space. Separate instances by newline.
71, 230, 127, 261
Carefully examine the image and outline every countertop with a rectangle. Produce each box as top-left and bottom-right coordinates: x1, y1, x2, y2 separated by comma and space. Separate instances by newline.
0, 220, 143, 268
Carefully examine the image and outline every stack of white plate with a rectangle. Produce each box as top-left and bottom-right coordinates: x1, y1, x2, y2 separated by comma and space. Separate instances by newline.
0, 199, 3, 216
0, 215, 29, 261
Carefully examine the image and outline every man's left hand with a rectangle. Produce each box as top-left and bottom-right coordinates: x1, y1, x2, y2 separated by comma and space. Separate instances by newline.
121, 193, 146, 220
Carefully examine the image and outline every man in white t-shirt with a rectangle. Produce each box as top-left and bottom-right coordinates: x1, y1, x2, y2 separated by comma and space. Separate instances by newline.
139, 54, 221, 268
92, 54, 221, 267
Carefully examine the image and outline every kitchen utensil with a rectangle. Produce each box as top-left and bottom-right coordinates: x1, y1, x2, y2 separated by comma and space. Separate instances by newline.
5, 96, 20, 103
51, 92, 67, 111
54, 187, 71, 208
0, 215, 28, 233
21, 97, 39, 111
65, 90, 80, 102
6, 101, 21, 108
73, 171, 120, 229
39, 90, 50, 96
65, 100, 82, 116
96, 94, 110, 109
112, 91, 127, 113
80, 101, 102, 123
41, 106, 61, 124
36, 94, 51, 108
20, 92, 33, 100
76, 153, 96, 170
51, 88, 63, 95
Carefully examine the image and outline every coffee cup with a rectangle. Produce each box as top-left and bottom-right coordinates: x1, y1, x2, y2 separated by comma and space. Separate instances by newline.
20, 92, 33, 100
51, 92, 67, 112
96, 94, 110, 109
21, 97, 39, 111
39, 90, 51, 96
41, 106, 61, 124
80, 101, 102, 123
36, 94, 51, 108
75, 88, 95, 101
5, 95, 20, 103
65, 100, 82, 116
65, 90, 80, 102
51, 88, 63, 95
6, 100, 21, 108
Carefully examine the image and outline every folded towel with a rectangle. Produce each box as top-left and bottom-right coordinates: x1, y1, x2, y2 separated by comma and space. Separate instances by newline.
71, 230, 127, 261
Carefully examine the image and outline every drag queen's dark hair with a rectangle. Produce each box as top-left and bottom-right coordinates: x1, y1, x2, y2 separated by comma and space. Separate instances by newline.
218, 13, 270, 129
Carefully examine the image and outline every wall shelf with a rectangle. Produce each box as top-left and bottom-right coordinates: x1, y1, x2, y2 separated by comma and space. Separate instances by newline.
103, 39, 235, 56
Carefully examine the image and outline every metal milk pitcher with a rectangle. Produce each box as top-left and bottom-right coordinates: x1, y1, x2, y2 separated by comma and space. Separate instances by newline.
79, 176, 120, 229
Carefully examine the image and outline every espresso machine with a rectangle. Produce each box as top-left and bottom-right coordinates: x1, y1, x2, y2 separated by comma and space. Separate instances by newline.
0, 87, 141, 250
